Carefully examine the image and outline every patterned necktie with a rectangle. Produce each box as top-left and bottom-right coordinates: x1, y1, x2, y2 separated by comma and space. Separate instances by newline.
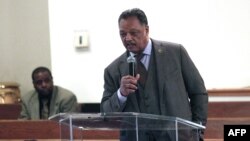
136, 53, 148, 88
41, 99, 49, 119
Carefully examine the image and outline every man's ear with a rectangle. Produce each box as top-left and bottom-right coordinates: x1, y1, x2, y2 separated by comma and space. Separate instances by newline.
145, 25, 149, 34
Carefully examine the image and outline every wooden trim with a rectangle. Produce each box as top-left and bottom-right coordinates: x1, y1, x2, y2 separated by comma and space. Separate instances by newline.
208, 88, 250, 96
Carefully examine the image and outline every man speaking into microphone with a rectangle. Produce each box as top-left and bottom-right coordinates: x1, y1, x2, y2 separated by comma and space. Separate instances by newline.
100, 8, 208, 141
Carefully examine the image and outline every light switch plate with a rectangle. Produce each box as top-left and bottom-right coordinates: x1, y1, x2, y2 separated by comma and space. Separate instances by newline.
74, 30, 89, 48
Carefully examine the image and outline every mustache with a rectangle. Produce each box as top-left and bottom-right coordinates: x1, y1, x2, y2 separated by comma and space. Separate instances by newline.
125, 41, 136, 46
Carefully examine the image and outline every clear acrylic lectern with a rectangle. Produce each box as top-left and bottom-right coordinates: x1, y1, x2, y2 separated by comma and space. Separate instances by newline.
49, 112, 205, 141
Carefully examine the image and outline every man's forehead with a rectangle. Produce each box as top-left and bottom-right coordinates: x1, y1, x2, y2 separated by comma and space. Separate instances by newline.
34, 71, 51, 78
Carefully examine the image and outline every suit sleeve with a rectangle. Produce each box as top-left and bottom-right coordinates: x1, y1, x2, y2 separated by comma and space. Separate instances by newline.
100, 67, 126, 113
60, 94, 79, 113
179, 45, 208, 126
18, 99, 31, 120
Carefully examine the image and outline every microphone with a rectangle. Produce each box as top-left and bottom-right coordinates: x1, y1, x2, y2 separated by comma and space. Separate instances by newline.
127, 53, 136, 77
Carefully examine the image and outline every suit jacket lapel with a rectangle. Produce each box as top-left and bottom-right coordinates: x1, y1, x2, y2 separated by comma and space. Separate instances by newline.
49, 86, 57, 116
30, 93, 40, 119
118, 53, 128, 77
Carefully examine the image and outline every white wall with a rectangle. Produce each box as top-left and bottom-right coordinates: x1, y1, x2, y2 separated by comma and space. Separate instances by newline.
48, 0, 250, 103
0, 0, 51, 95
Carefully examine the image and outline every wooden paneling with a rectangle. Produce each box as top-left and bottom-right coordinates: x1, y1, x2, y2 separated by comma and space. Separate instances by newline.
0, 120, 119, 140
0, 120, 60, 139
204, 118, 250, 139
208, 101, 250, 118
0, 104, 21, 119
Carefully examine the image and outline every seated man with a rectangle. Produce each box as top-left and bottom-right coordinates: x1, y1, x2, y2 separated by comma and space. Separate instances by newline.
19, 66, 78, 120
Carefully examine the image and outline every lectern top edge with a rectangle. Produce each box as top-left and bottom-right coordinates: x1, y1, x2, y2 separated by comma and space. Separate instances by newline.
49, 112, 205, 129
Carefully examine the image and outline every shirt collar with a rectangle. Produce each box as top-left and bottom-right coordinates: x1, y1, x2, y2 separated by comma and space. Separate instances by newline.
130, 39, 152, 56
143, 39, 152, 55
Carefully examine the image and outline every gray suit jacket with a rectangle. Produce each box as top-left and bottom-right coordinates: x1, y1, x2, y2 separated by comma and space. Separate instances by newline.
101, 39, 208, 125
19, 86, 78, 120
